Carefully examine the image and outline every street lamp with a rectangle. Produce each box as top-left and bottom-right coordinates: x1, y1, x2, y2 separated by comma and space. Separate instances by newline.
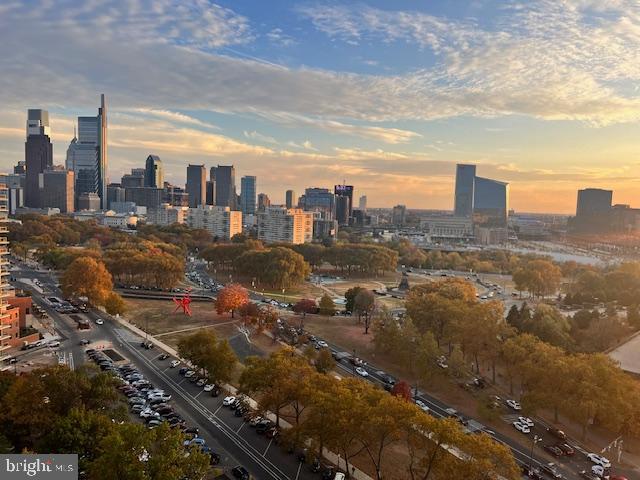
528, 434, 541, 472
282, 288, 286, 305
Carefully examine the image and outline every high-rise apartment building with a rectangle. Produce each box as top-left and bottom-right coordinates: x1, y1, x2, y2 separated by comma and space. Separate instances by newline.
214, 165, 237, 209
285, 189, 296, 209
186, 164, 206, 208
41, 168, 74, 213
144, 155, 163, 188
66, 95, 108, 208
0, 178, 14, 363
358, 195, 367, 211
392, 204, 407, 226
240, 176, 257, 215
147, 203, 189, 226
25, 109, 53, 208
187, 205, 242, 240
257, 207, 314, 244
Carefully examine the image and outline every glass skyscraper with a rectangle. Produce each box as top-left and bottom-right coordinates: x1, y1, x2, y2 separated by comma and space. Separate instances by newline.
240, 176, 256, 215
454, 164, 476, 217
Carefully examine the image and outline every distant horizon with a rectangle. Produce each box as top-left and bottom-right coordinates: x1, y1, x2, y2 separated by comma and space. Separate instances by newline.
2, 1, 640, 214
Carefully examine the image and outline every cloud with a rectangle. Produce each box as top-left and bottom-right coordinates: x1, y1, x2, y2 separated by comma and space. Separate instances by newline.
266, 28, 295, 46
243, 130, 279, 144
128, 108, 220, 130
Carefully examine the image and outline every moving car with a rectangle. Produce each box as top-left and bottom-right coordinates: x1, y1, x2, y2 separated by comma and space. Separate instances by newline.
556, 443, 574, 456
506, 399, 522, 411
415, 400, 430, 413
587, 453, 611, 469
540, 463, 564, 479
544, 445, 564, 457
518, 416, 534, 428
232, 466, 250, 480
355, 367, 368, 377
95, 319, 104, 325
512, 421, 530, 434
547, 427, 567, 440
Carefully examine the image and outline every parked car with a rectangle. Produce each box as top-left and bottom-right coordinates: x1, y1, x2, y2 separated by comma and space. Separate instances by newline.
556, 443, 575, 456
518, 417, 534, 428
544, 445, 564, 457
223, 396, 236, 406
184, 370, 195, 378
179, 367, 188, 375
170, 360, 180, 368
587, 453, 611, 469
547, 427, 567, 440
512, 421, 530, 434
506, 399, 522, 411
158, 354, 169, 360
355, 367, 368, 377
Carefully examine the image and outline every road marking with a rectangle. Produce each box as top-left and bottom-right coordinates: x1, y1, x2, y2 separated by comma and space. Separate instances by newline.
111, 329, 289, 480
236, 422, 245, 434
178, 378, 186, 385
194, 390, 203, 399
214, 404, 223, 415
263, 439, 273, 456
294, 462, 302, 480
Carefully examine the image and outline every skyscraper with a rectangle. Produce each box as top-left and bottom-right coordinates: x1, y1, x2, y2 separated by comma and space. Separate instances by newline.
299, 188, 335, 220
214, 165, 237, 208
186, 164, 206, 207
257, 193, 271, 211
144, 155, 163, 188
358, 195, 367, 211
454, 164, 476, 217
334, 184, 354, 219
335, 195, 350, 226
576, 188, 613, 217
25, 109, 53, 208
285, 189, 296, 209
66, 94, 108, 209
41, 168, 74, 213
392, 205, 407, 225
241, 176, 257, 215
473, 177, 509, 226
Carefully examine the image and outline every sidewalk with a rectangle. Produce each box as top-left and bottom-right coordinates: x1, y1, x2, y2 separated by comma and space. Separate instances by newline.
112, 314, 374, 480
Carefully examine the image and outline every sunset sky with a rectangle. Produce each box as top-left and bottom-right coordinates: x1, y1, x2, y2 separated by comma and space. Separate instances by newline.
1, 0, 640, 213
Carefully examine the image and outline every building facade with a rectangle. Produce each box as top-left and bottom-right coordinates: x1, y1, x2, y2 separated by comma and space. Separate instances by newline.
473, 177, 509, 227
186, 164, 206, 208
334, 184, 354, 222
285, 189, 296, 209
41, 168, 74, 213
77, 192, 101, 211
392, 205, 407, 226
257, 207, 314, 244
124, 187, 164, 208
299, 187, 336, 220
25, 109, 53, 208
214, 165, 237, 209
454, 164, 476, 217
144, 155, 163, 188
147, 203, 189, 226
187, 205, 242, 240
241, 176, 257, 215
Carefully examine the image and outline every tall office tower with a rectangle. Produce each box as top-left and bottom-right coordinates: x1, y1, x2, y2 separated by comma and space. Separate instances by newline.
473, 177, 509, 227
454, 164, 476, 217
214, 165, 237, 208
14, 161, 26, 175
186, 164, 206, 207
299, 187, 336, 220
144, 155, 163, 188
335, 195, 350, 226
41, 168, 74, 213
121, 169, 145, 188
392, 204, 407, 226
241, 176, 257, 215
334, 184, 354, 219
25, 109, 53, 208
257, 193, 271, 212
206, 180, 216, 205
106, 183, 126, 209
210, 166, 217, 182
358, 195, 367, 211
285, 189, 296, 209
576, 189, 613, 217
66, 94, 108, 208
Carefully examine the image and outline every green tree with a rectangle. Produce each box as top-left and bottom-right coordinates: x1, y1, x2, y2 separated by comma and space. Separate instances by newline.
315, 348, 335, 374
177, 330, 237, 384
318, 294, 336, 316
345, 286, 365, 313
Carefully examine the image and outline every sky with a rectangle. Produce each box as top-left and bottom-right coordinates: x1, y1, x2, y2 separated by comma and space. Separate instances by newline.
1, 0, 640, 213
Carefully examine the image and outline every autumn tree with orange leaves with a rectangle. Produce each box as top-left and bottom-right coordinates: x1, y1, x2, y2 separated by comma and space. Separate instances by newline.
215, 283, 249, 318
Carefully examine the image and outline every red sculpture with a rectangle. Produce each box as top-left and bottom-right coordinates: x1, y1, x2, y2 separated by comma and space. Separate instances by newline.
173, 289, 192, 316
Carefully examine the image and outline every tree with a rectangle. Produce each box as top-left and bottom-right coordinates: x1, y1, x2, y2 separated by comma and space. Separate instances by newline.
315, 348, 335, 374
11, 242, 28, 261
391, 380, 413, 402
512, 260, 562, 298
215, 283, 249, 318
177, 330, 237, 384
318, 294, 336, 316
345, 286, 365, 313
105, 292, 126, 316
354, 289, 376, 334
234, 247, 311, 288
293, 298, 318, 316
61, 256, 113, 307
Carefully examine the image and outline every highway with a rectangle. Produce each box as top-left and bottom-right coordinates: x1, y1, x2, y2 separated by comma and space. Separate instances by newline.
10, 261, 317, 480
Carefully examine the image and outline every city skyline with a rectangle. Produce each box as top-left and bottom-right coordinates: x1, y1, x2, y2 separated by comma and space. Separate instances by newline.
2, 1, 640, 213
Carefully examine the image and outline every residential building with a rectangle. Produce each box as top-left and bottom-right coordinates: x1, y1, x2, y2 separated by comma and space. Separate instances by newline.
285, 189, 296, 209
187, 205, 242, 240
214, 165, 237, 208
124, 187, 163, 208
257, 193, 271, 212
186, 164, 206, 207
241, 176, 257, 215
299, 187, 336, 220
65, 94, 108, 208
1, 180, 16, 362
41, 168, 74, 213
358, 195, 367, 211
77, 192, 101, 211
163, 184, 189, 207
25, 109, 53, 208
144, 155, 163, 188
392, 204, 407, 226
257, 207, 314, 244
147, 203, 188, 226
